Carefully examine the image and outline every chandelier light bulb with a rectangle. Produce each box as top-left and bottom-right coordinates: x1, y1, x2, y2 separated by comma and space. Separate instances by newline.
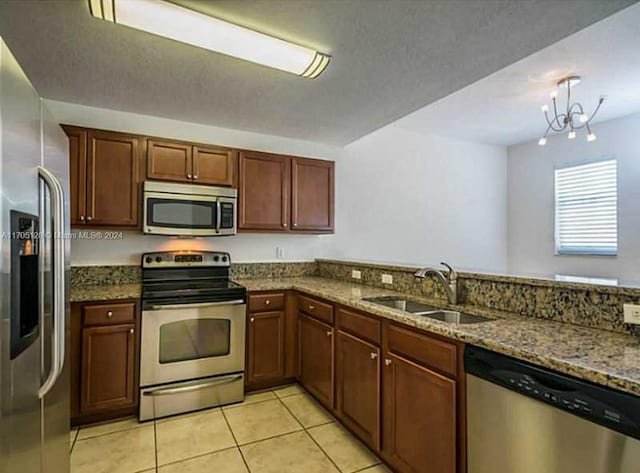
579, 113, 588, 123
541, 104, 549, 113
538, 137, 547, 146
568, 130, 576, 139
587, 132, 596, 142
550, 90, 558, 99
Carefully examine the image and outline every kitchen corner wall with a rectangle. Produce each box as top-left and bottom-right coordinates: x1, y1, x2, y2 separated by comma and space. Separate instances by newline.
507, 112, 640, 280
46, 100, 343, 265
327, 124, 508, 271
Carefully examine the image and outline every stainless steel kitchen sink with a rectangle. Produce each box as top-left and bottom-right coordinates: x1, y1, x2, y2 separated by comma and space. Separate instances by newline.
362, 296, 490, 324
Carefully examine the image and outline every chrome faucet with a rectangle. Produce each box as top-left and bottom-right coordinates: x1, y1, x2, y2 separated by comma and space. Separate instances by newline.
414, 262, 458, 305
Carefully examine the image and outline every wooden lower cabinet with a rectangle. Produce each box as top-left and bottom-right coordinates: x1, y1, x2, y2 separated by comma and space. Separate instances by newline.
81, 324, 136, 414
336, 330, 381, 450
382, 352, 457, 473
298, 312, 334, 409
247, 311, 285, 383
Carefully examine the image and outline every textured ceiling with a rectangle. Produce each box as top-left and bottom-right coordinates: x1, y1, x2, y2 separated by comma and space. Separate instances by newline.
395, 2, 640, 146
0, 0, 636, 145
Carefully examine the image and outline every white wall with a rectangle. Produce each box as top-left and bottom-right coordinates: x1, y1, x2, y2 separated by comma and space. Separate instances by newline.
507, 112, 640, 280
46, 100, 343, 265
327, 125, 508, 271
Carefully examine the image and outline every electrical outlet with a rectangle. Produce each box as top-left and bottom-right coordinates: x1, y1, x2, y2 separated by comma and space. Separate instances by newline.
352, 270, 362, 280
381, 274, 393, 284
624, 304, 640, 325
276, 247, 284, 259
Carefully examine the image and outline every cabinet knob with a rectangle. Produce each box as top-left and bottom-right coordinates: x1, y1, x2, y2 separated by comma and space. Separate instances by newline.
370, 352, 378, 360
309, 305, 315, 311
282, 223, 287, 228
193, 175, 199, 180
187, 173, 192, 179
86, 216, 93, 222
129, 328, 134, 334
265, 300, 270, 305
384, 359, 392, 366
326, 330, 332, 337
293, 223, 298, 227
250, 317, 255, 323
107, 311, 113, 318
79, 215, 85, 222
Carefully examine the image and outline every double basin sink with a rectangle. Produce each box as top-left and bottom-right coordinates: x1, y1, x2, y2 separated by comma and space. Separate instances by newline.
362, 296, 490, 324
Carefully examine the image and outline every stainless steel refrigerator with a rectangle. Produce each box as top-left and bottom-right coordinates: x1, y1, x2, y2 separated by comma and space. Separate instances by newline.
0, 37, 70, 473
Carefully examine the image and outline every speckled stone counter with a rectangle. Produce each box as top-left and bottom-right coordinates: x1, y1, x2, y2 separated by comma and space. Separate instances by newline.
238, 277, 640, 397
70, 283, 141, 302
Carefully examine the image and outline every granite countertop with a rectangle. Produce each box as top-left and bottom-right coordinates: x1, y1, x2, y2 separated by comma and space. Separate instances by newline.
70, 276, 640, 397
237, 277, 640, 397
70, 283, 141, 302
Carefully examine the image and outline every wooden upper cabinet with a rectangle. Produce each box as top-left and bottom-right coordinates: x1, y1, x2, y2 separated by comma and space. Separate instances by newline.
147, 139, 192, 183
291, 158, 334, 232
238, 151, 290, 231
382, 352, 457, 473
80, 323, 136, 415
86, 130, 140, 226
193, 145, 235, 186
63, 126, 87, 225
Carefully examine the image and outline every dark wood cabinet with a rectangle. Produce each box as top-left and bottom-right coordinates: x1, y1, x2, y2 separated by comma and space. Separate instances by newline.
147, 139, 236, 186
80, 323, 136, 414
298, 312, 334, 409
71, 300, 140, 426
382, 353, 457, 473
238, 151, 334, 233
247, 311, 285, 384
238, 150, 290, 231
291, 158, 334, 232
64, 126, 141, 227
336, 330, 381, 450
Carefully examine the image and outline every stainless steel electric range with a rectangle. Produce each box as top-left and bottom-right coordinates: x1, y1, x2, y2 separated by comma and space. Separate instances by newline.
139, 251, 246, 421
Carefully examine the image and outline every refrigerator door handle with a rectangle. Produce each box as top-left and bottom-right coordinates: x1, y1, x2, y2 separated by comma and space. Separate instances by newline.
38, 166, 66, 399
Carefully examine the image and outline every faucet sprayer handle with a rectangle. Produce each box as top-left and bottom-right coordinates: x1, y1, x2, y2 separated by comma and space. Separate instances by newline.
440, 262, 457, 280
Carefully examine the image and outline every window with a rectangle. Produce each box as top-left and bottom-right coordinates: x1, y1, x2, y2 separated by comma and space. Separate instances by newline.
555, 159, 617, 256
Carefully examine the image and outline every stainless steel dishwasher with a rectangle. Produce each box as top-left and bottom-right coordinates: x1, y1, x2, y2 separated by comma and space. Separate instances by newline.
465, 346, 640, 473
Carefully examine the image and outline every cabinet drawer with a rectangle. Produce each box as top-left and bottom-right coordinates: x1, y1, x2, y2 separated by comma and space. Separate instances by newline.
249, 293, 285, 312
337, 307, 380, 345
387, 323, 457, 377
83, 303, 135, 326
298, 295, 334, 324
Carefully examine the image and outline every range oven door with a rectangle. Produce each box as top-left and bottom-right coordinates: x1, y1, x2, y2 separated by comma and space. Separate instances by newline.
140, 300, 246, 387
143, 190, 237, 236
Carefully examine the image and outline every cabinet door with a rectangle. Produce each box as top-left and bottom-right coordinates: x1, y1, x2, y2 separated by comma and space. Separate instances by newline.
298, 313, 334, 409
248, 311, 285, 383
291, 158, 334, 232
86, 131, 140, 226
238, 151, 290, 231
382, 353, 456, 473
193, 145, 235, 186
336, 331, 380, 450
147, 139, 192, 183
63, 126, 87, 225
80, 324, 136, 414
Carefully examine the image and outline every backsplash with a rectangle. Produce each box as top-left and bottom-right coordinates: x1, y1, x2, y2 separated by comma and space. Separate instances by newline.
317, 259, 640, 335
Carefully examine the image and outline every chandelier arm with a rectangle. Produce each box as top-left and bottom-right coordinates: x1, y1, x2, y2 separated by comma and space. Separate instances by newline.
552, 96, 559, 119
549, 113, 566, 132
566, 81, 572, 115
586, 97, 605, 124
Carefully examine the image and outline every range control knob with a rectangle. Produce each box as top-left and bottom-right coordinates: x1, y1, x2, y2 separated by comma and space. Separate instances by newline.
155, 256, 162, 263
145, 256, 152, 264
222, 255, 228, 262
213, 255, 220, 262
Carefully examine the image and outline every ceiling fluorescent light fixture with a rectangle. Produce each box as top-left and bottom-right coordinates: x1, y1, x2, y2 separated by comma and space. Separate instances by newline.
88, 0, 330, 79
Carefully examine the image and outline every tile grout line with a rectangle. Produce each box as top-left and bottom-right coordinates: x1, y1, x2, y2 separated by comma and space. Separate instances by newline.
152, 419, 159, 473
220, 405, 252, 473
153, 445, 240, 470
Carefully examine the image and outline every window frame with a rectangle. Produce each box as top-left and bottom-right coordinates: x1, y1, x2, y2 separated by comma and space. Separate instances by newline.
553, 157, 618, 257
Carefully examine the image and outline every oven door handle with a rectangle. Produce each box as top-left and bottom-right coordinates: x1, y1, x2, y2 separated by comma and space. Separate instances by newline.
146, 300, 245, 311
143, 374, 243, 397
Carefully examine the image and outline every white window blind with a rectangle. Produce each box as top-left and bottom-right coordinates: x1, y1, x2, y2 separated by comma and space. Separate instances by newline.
555, 159, 618, 256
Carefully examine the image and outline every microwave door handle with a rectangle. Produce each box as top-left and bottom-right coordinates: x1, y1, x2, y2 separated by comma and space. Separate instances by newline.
38, 167, 66, 399
216, 198, 221, 234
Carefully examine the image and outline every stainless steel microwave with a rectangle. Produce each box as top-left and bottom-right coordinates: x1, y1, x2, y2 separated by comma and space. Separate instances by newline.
143, 181, 237, 236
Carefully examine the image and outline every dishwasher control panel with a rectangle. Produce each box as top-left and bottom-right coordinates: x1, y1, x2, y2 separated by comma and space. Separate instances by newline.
465, 346, 640, 440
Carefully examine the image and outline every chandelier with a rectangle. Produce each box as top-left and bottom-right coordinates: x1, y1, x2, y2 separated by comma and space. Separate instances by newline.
538, 75, 604, 145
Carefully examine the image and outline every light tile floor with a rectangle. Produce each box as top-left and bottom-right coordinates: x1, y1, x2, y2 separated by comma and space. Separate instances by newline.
70, 383, 390, 473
